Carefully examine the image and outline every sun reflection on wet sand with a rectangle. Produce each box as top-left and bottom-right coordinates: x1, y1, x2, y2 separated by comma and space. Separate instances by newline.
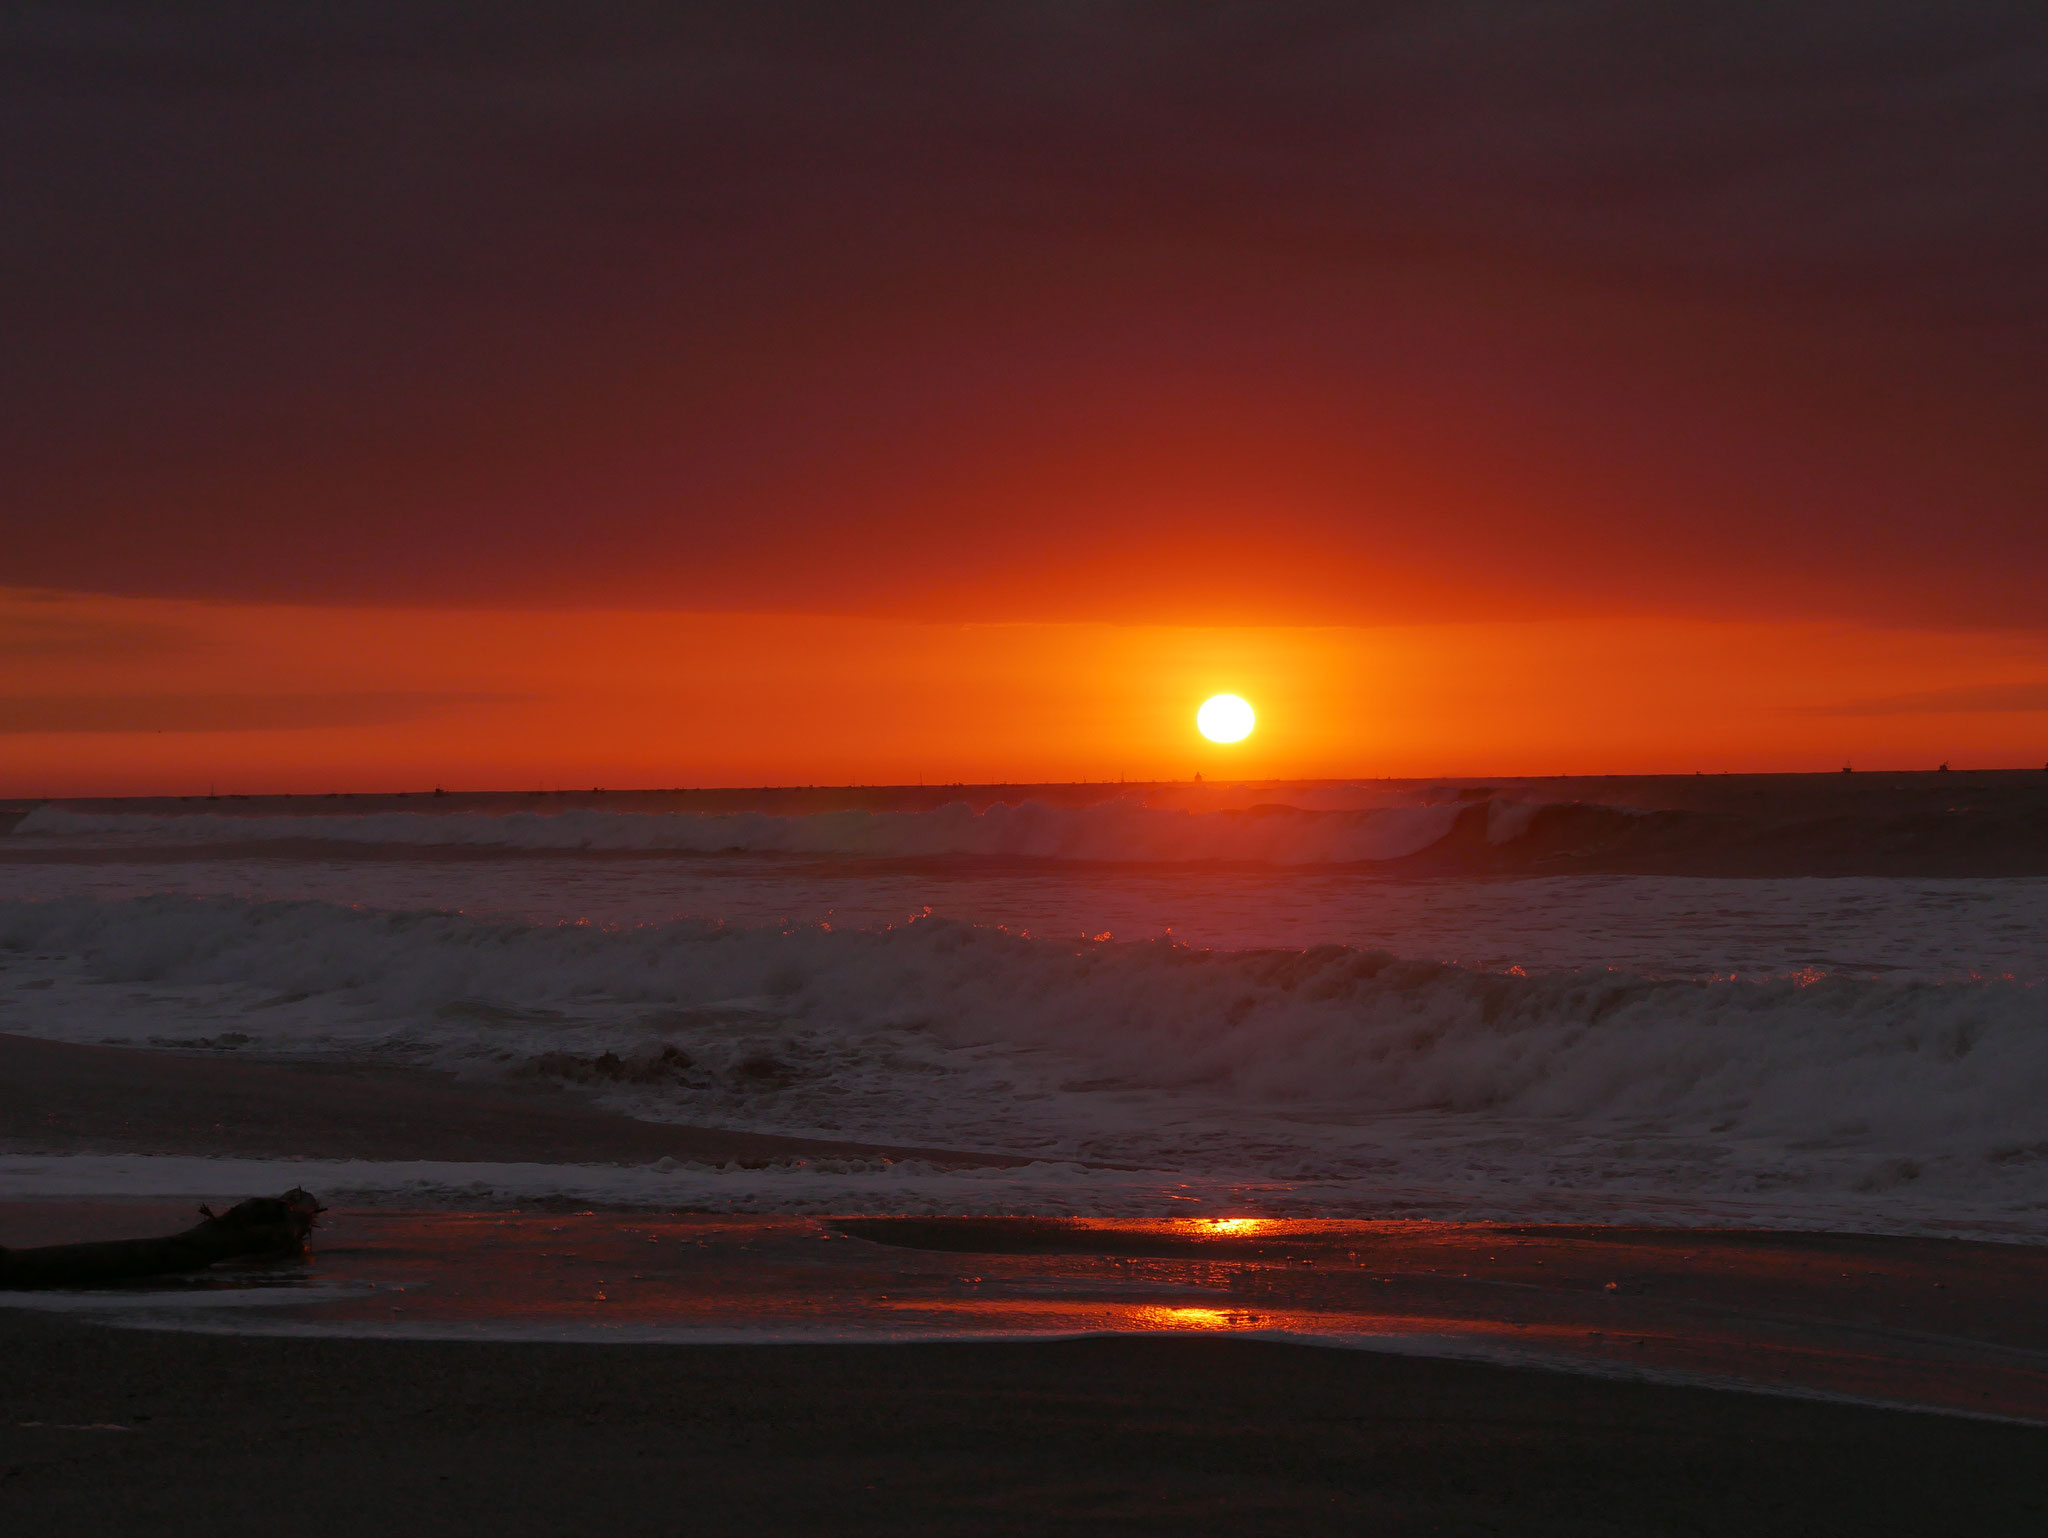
1130, 1306, 1258, 1330
14, 1210, 2045, 1423
1190, 1218, 1269, 1236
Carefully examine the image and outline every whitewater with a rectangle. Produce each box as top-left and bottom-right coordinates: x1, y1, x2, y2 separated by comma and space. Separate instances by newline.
3, 788, 2046, 1236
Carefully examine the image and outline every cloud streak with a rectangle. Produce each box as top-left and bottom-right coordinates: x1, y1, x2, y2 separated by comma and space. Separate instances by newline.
0, 693, 521, 735
1813, 682, 2048, 716
0, 605, 196, 663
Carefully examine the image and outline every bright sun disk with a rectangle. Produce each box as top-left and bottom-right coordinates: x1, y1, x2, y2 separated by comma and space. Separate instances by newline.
1196, 694, 1255, 743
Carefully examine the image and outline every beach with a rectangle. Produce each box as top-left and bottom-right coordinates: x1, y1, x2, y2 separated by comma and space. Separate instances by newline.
14, 2, 2048, 1526
7, 1034, 2047, 1532
6, 778, 2048, 1530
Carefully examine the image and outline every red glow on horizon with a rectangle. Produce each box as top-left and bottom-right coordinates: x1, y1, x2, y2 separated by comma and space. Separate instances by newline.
1, 592, 2042, 798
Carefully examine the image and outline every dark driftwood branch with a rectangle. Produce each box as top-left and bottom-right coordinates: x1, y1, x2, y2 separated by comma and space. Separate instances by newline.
0, 1188, 324, 1289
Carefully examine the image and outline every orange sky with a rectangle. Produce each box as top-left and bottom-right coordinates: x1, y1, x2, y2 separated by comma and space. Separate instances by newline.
5, 13, 2044, 794
4, 590, 2043, 796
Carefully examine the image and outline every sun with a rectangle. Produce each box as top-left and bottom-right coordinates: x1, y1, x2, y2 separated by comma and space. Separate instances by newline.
1196, 694, 1255, 743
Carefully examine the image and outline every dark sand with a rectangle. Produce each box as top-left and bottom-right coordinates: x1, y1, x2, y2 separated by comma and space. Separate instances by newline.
4, 1308, 2045, 1536
0, 1033, 1024, 1168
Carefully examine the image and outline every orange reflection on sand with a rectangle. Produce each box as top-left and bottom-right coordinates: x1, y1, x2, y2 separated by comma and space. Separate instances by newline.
1052, 1217, 1336, 1243
98, 1211, 2045, 1424
902, 1298, 1272, 1332
1128, 1306, 1260, 1331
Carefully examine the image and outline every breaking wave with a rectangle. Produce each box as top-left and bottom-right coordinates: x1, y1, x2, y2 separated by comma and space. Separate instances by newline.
4, 894, 2042, 1176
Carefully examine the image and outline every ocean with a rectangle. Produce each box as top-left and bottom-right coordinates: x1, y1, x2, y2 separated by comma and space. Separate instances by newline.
4, 774, 2045, 1239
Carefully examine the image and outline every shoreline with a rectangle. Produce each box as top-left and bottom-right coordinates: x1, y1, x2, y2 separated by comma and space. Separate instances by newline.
0, 1033, 1028, 1170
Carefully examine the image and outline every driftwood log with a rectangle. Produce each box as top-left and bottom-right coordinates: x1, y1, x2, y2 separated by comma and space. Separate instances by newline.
0, 1188, 323, 1288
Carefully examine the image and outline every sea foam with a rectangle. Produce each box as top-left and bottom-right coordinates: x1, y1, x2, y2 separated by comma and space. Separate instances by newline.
3, 894, 2044, 1231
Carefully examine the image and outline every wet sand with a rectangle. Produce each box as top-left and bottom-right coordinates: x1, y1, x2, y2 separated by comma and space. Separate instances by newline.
4, 1307, 2044, 1537
8, 1207, 2045, 1422
0, 1033, 1024, 1168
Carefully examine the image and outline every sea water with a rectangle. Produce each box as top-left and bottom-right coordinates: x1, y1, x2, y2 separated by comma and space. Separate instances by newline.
2, 785, 2045, 1237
